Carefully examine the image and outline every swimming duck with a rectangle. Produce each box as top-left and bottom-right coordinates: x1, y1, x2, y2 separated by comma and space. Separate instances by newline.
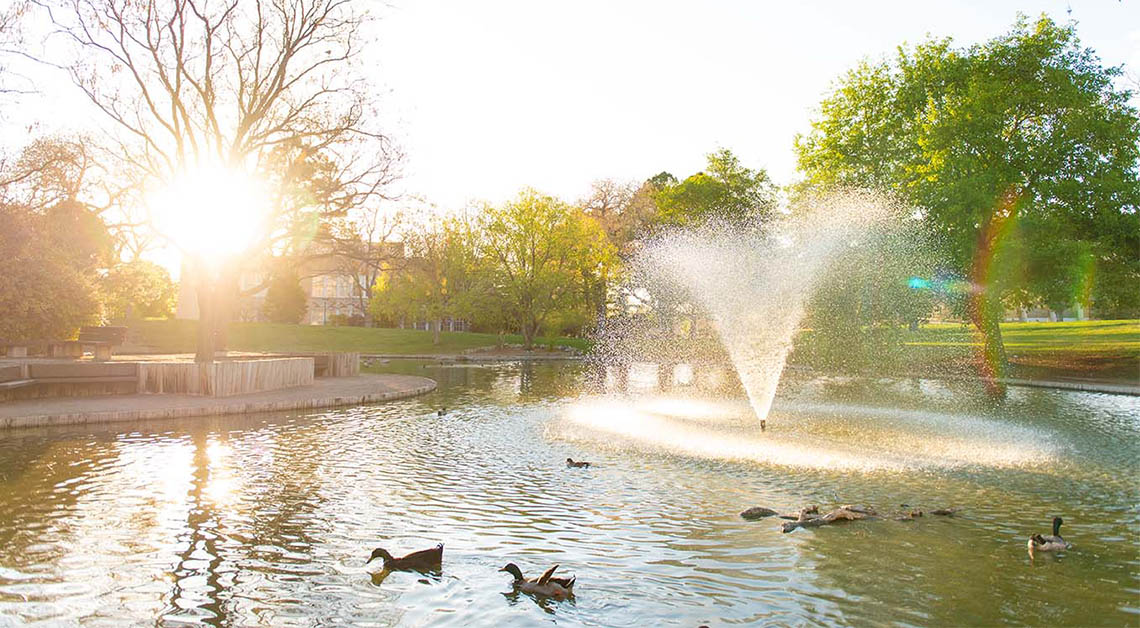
1028, 517, 1071, 554
437, 408, 446, 417
566, 458, 591, 468
500, 562, 575, 598
366, 544, 443, 571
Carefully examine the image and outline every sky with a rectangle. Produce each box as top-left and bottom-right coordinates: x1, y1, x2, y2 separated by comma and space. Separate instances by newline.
3, 0, 1139, 274
367, 0, 1140, 209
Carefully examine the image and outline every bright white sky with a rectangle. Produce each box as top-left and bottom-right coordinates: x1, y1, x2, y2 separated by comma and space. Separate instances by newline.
368, 0, 1140, 208
4, 0, 1139, 274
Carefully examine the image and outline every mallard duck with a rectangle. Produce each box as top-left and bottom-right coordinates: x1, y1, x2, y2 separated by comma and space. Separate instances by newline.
1028, 517, 1071, 554
566, 458, 591, 468
500, 562, 575, 598
437, 408, 446, 417
366, 544, 443, 571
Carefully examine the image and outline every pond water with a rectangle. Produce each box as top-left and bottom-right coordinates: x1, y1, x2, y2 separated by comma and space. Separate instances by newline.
0, 361, 1137, 626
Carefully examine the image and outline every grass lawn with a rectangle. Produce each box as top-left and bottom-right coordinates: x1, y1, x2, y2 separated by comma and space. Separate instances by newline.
124, 319, 589, 355
830, 319, 1140, 382
904, 320, 1140, 358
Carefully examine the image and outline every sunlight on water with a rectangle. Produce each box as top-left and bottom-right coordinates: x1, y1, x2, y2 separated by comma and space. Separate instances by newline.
0, 363, 1135, 626
559, 395, 1063, 472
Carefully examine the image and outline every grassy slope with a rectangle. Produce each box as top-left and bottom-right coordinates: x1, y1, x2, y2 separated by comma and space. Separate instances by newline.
126, 319, 589, 355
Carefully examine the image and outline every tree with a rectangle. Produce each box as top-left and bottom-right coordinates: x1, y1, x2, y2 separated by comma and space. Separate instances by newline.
0, 136, 114, 340
29, 0, 400, 361
102, 259, 176, 319
369, 215, 479, 344
0, 203, 103, 340
326, 204, 405, 323
479, 189, 616, 349
0, 1, 32, 98
262, 268, 308, 324
654, 149, 778, 226
579, 179, 648, 324
795, 16, 1140, 390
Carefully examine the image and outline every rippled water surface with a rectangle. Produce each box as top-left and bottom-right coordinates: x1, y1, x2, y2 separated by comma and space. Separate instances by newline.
0, 361, 1137, 626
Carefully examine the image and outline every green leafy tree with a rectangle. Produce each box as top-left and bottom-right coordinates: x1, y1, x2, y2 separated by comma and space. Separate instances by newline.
262, 268, 308, 324
102, 260, 176, 319
654, 149, 778, 226
0, 203, 103, 340
479, 189, 617, 349
795, 16, 1140, 385
370, 216, 480, 345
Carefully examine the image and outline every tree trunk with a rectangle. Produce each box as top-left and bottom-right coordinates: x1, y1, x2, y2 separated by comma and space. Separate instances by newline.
432, 319, 441, 345
968, 197, 1016, 399
968, 290, 1008, 398
521, 322, 535, 350
194, 280, 214, 363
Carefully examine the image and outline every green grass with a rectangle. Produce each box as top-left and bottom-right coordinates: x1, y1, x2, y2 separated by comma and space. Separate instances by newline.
905, 320, 1140, 355
794, 319, 1139, 382
125, 319, 589, 355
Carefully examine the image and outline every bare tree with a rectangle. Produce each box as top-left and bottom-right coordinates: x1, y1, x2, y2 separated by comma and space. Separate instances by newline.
0, 0, 36, 96
580, 178, 635, 242
325, 203, 405, 323
27, 0, 400, 360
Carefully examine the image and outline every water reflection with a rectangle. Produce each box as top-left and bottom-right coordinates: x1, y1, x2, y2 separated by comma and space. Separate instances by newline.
0, 361, 1135, 626
164, 433, 227, 625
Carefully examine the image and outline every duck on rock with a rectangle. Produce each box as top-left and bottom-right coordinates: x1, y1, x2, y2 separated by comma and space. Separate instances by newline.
500, 562, 576, 598
367, 544, 443, 572
1028, 517, 1071, 556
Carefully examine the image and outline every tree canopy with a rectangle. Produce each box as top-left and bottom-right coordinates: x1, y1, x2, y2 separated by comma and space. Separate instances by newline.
479, 189, 616, 348
102, 260, 177, 320
654, 148, 778, 227
370, 215, 479, 344
795, 15, 1140, 379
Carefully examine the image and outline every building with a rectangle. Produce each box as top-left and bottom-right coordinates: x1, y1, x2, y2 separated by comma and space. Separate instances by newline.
175, 241, 468, 329
176, 246, 382, 325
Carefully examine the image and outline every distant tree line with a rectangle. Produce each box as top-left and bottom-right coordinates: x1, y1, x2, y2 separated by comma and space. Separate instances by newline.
0, 6, 1134, 373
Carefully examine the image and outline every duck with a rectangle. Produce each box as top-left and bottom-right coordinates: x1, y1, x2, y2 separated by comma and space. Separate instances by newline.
437, 408, 446, 417
500, 562, 575, 598
566, 458, 591, 469
1028, 517, 1071, 555
366, 543, 443, 572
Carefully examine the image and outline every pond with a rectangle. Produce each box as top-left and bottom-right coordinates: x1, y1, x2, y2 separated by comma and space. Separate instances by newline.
0, 360, 1137, 626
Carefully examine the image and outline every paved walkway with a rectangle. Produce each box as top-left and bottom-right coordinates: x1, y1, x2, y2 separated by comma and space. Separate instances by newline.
0, 374, 437, 430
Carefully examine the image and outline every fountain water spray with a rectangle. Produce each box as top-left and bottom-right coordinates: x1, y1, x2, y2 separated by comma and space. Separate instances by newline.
636, 193, 891, 421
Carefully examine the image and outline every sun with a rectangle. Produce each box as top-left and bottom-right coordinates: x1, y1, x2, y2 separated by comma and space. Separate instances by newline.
148, 163, 273, 261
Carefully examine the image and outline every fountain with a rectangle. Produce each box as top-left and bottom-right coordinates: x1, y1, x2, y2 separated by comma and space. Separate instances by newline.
614, 192, 892, 422
573, 192, 1070, 473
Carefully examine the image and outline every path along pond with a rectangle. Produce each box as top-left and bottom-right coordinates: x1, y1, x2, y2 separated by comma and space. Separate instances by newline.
0, 360, 1137, 626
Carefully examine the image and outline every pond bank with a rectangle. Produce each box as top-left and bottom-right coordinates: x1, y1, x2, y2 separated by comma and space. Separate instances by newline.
0, 374, 436, 430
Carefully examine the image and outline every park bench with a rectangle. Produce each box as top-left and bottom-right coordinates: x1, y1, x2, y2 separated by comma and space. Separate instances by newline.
45, 326, 129, 360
